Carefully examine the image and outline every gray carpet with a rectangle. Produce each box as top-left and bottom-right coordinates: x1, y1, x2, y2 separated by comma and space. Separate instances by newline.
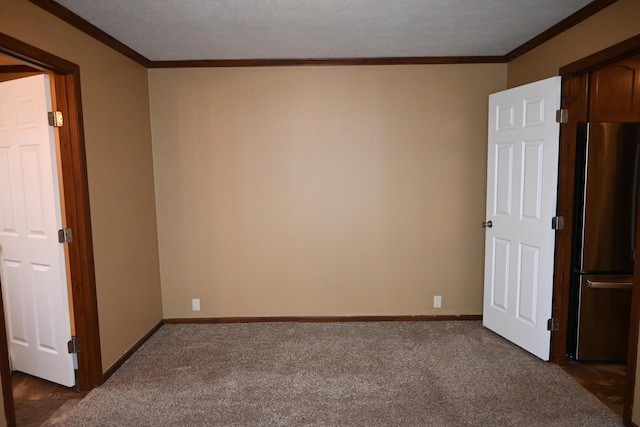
53, 321, 623, 426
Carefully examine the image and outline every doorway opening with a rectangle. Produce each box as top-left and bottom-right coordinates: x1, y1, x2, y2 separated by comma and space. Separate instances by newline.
0, 32, 102, 426
563, 118, 640, 418
551, 37, 640, 426
0, 63, 84, 426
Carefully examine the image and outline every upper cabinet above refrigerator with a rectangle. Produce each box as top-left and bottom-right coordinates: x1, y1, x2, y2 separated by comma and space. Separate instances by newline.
589, 57, 640, 122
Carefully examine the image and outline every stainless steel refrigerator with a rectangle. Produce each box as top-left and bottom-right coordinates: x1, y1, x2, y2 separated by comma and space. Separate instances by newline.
573, 122, 640, 362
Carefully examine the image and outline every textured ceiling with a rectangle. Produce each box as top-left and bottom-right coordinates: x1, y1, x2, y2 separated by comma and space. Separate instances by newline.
53, 0, 594, 61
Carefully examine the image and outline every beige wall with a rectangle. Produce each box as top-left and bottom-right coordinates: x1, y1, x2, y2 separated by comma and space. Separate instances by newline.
149, 64, 506, 318
507, 0, 640, 88
0, 0, 163, 371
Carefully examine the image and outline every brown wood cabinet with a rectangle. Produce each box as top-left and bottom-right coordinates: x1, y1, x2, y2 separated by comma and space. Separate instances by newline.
589, 55, 640, 122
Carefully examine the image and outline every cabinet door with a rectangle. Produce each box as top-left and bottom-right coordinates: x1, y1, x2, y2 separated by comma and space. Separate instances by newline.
589, 55, 640, 122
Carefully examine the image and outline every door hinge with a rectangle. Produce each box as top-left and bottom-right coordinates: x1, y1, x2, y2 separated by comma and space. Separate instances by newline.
48, 111, 63, 128
555, 109, 569, 124
58, 228, 73, 243
547, 318, 560, 332
551, 216, 564, 230
67, 336, 81, 354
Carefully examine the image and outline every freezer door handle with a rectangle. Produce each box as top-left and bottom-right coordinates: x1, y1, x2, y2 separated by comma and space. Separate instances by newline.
586, 280, 633, 289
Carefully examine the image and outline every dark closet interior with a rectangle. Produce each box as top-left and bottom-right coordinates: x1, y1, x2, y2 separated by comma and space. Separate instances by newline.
567, 55, 640, 363
567, 54, 640, 361
561, 51, 640, 419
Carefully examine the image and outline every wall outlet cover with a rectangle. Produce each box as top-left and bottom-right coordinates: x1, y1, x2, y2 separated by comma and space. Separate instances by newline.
434, 295, 442, 308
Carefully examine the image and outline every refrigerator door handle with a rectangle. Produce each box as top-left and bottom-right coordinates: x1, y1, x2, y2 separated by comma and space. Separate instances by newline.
586, 280, 633, 290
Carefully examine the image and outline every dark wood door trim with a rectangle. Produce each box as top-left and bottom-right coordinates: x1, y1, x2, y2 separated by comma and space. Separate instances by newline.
552, 34, 640, 426
550, 73, 589, 365
51, 70, 103, 390
0, 279, 15, 427
0, 31, 103, 425
628, 190, 640, 425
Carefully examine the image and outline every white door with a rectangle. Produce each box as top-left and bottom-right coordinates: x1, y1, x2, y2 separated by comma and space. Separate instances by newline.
0, 75, 75, 386
483, 76, 561, 361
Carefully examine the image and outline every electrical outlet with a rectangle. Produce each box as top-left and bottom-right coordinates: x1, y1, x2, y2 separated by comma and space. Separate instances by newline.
192, 298, 200, 311
433, 295, 442, 309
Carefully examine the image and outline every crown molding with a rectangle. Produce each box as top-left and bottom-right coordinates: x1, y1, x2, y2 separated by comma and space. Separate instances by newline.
29, 0, 619, 68
148, 56, 506, 68
27, 0, 150, 67
505, 0, 619, 61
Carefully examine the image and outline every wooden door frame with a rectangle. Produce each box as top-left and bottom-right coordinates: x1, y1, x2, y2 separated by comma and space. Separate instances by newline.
0, 31, 103, 426
550, 34, 640, 426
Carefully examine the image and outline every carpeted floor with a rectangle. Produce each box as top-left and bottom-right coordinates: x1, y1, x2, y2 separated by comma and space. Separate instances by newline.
52, 321, 623, 426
